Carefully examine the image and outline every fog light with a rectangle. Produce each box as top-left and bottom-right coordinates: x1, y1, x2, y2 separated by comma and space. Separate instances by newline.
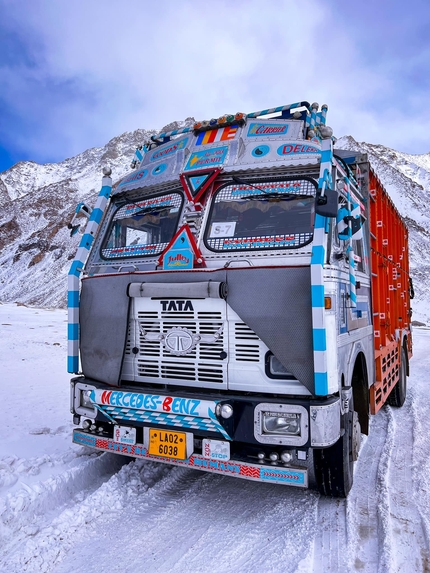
269, 452, 279, 462
263, 412, 301, 436
82, 419, 91, 430
281, 451, 293, 463
218, 404, 233, 419
90, 424, 97, 432
257, 452, 265, 460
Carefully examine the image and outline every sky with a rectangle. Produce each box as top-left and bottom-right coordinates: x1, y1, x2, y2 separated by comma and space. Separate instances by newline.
0, 0, 429, 172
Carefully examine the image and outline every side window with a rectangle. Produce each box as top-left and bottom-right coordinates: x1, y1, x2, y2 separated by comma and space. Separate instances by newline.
352, 239, 364, 273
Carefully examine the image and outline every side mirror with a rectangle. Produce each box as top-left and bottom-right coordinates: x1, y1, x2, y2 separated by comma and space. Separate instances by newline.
315, 187, 338, 218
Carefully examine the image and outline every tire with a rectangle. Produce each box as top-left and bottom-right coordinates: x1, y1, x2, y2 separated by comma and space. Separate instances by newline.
387, 347, 407, 407
313, 407, 360, 497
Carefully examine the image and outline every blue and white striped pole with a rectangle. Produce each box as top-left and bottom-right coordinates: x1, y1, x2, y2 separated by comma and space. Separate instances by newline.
310, 137, 333, 396
67, 170, 113, 373
151, 126, 194, 141
247, 101, 311, 118
316, 104, 328, 127
347, 245, 357, 308
320, 104, 328, 125
346, 191, 357, 308
134, 146, 144, 162
309, 102, 319, 130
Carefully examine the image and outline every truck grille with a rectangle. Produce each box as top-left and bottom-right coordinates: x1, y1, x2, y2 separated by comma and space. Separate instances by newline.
124, 305, 266, 388
234, 322, 261, 362
135, 310, 225, 385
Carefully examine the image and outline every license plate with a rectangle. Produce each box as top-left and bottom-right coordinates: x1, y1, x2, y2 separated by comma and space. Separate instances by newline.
148, 429, 187, 460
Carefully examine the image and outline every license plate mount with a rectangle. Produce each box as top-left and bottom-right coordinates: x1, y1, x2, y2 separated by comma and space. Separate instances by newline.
113, 425, 136, 445
146, 428, 193, 460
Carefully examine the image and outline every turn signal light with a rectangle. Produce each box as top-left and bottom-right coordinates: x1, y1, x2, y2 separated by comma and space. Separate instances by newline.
324, 296, 332, 310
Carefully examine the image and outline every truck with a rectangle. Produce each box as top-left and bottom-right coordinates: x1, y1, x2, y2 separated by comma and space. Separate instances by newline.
68, 101, 413, 497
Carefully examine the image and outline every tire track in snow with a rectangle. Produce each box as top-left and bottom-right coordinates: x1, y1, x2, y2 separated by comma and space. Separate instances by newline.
344, 411, 390, 572
0, 460, 198, 573
164, 475, 319, 573
54, 467, 319, 573
380, 395, 430, 573
311, 495, 348, 572
0, 451, 130, 573
346, 394, 429, 571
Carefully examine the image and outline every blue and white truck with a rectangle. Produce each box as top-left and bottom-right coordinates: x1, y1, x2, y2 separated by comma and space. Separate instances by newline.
69, 102, 412, 496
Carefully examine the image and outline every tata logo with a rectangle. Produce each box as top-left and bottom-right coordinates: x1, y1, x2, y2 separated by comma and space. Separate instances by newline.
164, 327, 196, 355
160, 300, 194, 312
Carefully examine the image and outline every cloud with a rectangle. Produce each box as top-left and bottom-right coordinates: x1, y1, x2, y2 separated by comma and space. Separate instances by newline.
0, 0, 429, 169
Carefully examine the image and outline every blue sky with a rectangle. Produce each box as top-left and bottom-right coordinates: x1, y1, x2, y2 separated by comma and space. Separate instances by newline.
1, 0, 429, 172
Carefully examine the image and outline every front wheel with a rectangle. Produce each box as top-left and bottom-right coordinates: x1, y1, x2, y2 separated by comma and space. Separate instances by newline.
313, 408, 360, 497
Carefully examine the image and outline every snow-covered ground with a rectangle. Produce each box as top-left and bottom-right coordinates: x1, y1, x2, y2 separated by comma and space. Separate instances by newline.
1, 303, 430, 573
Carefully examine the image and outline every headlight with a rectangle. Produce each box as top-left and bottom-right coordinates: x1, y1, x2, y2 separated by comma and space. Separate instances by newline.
254, 403, 308, 446
262, 412, 301, 436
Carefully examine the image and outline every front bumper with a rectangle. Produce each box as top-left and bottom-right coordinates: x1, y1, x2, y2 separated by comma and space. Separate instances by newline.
73, 429, 308, 487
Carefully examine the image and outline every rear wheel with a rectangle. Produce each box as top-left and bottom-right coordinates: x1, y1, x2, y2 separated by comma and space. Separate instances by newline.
313, 408, 360, 497
387, 347, 407, 408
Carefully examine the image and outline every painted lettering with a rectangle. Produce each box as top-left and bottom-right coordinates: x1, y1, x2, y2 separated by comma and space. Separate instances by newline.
172, 398, 180, 414
160, 300, 194, 312
163, 396, 173, 412
151, 395, 161, 409
277, 143, 319, 156
101, 390, 112, 405
190, 399, 200, 415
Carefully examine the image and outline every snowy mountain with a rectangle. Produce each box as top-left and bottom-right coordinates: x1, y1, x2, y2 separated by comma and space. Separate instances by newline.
0, 127, 429, 322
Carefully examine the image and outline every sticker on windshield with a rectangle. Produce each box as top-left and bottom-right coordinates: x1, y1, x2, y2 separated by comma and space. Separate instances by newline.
209, 222, 236, 238
114, 195, 176, 220
231, 181, 305, 198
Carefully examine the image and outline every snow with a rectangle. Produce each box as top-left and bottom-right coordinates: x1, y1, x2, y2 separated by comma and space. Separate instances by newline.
1, 302, 430, 572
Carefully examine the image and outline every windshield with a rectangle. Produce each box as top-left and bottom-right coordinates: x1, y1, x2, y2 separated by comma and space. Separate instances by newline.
101, 192, 183, 259
204, 178, 316, 252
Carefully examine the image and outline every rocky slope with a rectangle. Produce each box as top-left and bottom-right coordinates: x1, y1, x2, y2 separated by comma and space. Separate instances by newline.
0, 128, 429, 322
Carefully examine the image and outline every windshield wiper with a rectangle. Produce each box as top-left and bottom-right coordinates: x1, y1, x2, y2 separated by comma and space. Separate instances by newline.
240, 193, 313, 201
121, 202, 172, 217
232, 176, 270, 194
133, 205, 171, 216
232, 177, 313, 201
